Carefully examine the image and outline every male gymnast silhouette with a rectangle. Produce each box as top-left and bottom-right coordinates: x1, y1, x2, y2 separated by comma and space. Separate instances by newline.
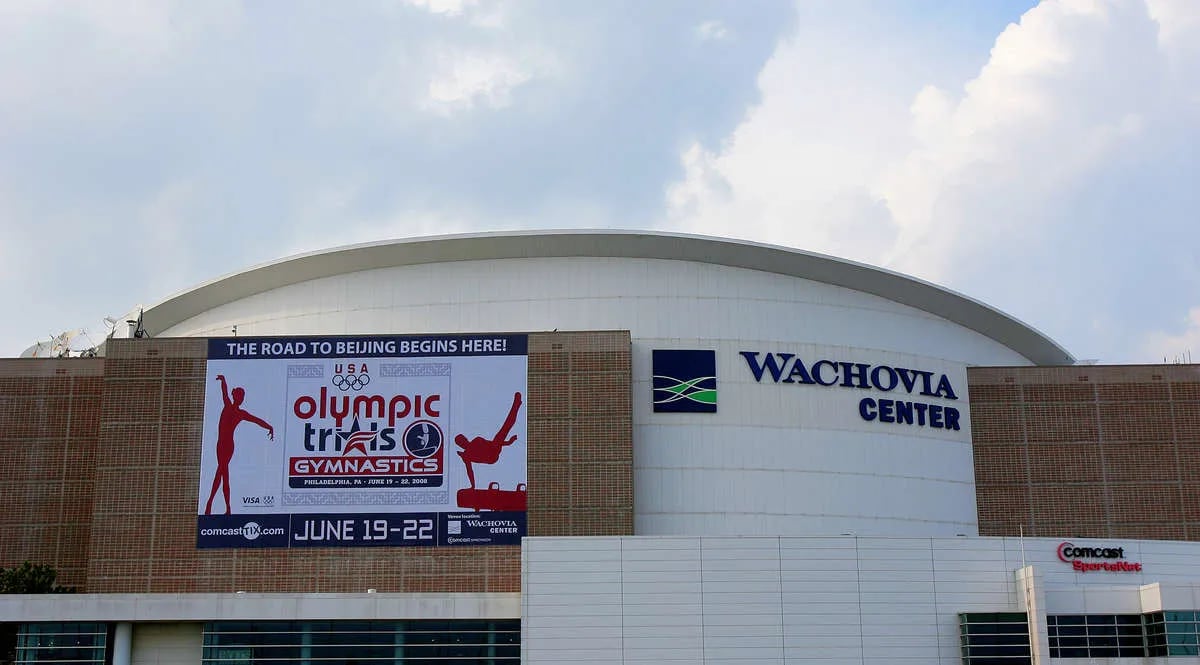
456, 392, 522, 489
204, 374, 274, 515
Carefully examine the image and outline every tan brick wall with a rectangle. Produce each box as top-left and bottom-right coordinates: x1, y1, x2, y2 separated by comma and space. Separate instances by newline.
0, 331, 632, 593
526, 332, 634, 537
0, 358, 105, 589
10, 347, 1197, 588
970, 364, 1200, 540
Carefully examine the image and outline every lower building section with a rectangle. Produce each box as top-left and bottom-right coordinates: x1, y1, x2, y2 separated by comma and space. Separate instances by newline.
7, 620, 519, 665
521, 535, 1200, 664
13, 537, 1200, 664
958, 612, 1031, 664
1044, 613, 1146, 659
0, 592, 519, 665
13, 622, 108, 665
202, 619, 519, 663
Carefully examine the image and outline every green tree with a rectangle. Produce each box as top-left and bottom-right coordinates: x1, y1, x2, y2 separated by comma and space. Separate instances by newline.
0, 562, 75, 664
0, 561, 76, 594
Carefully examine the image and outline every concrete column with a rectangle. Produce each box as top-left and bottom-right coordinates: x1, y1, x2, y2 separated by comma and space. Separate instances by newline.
301, 623, 312, 665
111, 622, 133, 665
1015, 565, 1049, 665
393, 621, 406, 661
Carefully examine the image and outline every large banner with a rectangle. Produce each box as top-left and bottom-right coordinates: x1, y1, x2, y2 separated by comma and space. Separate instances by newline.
196, 334, 527, 549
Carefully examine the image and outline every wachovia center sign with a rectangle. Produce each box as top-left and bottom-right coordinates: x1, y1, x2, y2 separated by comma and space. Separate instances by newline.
739, 351, 962, 431
1057, 542, 1143, 573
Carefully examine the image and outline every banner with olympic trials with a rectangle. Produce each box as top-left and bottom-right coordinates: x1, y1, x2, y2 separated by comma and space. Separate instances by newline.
196, 334, 527, 549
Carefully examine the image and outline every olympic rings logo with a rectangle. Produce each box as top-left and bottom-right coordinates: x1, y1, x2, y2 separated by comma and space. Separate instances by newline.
331, 373, 371, 391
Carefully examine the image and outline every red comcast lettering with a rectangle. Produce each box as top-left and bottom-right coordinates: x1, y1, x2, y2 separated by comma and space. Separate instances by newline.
292, 388, 441, 427
1057, 541, 1143, 573
1072, 560, 1143, 572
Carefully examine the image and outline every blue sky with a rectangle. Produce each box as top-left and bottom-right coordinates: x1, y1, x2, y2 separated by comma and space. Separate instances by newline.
1, 1, 1196, 364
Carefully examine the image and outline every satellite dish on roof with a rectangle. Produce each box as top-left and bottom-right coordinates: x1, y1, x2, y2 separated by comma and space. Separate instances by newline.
25, 329, 76, 358
20, 328, 101, 358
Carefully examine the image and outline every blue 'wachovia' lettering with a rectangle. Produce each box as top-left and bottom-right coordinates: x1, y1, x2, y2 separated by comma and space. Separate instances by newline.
739, 351, 958, 400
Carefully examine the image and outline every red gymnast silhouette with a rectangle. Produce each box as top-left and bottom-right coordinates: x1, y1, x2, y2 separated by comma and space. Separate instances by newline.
204, 374, 274, 515
456, 392, 522, 489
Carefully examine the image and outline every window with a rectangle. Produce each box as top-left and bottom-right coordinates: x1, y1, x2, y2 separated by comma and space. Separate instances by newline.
15, 623, 108, 665
202, 619, 520, 664
1145, 611, 1200, 657
959, 612, 1032, 665
1047, 614, 1144, 658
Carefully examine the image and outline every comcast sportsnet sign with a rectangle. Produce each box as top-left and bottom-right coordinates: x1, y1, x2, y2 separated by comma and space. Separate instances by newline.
1057, 542, 1143, 573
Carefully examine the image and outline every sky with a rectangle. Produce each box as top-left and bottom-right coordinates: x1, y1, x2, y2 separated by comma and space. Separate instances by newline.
1, 0, 1197, 364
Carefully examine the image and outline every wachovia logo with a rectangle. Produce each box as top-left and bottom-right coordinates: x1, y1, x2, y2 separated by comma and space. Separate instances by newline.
652, 349, 717, 413
1057, 541, 1142, 573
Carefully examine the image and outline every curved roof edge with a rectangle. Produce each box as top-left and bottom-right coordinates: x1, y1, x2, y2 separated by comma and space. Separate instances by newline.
140, 229, 1075, 366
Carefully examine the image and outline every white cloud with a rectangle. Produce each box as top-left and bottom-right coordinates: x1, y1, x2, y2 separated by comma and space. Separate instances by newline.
281, 178, 621, 260
1146, 0, 1200, 49
1144, 307, 1200, 364
664, 8, 919, 264
136, 180, 202, 288
696, 20, 730, 41
16, 0, 1197, 367
404, 0, 477, 16
878, 0, 1169, 279
424, 51, 534, 114
0, 187, 19, 281
0, 0, 242, 129
0, 3, 794, 355
664, 0, 1200, 362
359, 4, 547, 120
284, 210, 475, 258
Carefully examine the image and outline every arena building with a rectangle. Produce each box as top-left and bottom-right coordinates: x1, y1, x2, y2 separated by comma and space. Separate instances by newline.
1, 230, 1199, 665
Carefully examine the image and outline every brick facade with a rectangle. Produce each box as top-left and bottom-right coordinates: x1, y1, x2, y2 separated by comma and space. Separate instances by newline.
0, 331, 632, 593
8, 344, 1199, 594
0, 359, 104, 589
970, 364, 1200, 540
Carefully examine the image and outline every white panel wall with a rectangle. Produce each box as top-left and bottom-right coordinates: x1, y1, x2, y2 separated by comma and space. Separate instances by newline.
521, 538, 625, 665
523, 536, 1200, 665
162, 259, 1029, 367
634, 337, 975, 536
162, 257, 1033, 537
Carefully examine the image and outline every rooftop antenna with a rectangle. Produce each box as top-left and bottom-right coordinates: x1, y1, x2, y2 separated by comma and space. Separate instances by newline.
126, 308, 148, 339
77, 329, 100, 356
103, 316, 120, 339
50, 329, 85, 357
